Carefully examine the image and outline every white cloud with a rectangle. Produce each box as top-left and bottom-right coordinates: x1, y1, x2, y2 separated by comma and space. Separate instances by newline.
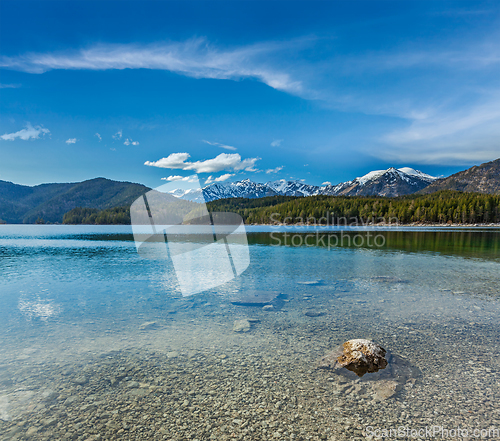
1, 123, 50, 141
95, 133, 102, 141
0, 38, 303, 94
145, 152, 260, 173
162, 175, 198, 183
205, 174, 234, 184
124, 138, 139, 146
0, 83, 21, 89
266, 166, 284, 174
112, 130, 122, 140
271, 139, 283, 147
216, 173, 234, 182
203, 140, 237, 151
322, 181, 332, 186
161, 175, 190, 182
65, 138, 77, 144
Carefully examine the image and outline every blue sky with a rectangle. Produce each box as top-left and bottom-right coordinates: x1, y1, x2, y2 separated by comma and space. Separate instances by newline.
1, 0, 500, 188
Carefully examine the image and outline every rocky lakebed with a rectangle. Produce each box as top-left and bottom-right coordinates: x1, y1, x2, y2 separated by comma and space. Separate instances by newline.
1, 278, 499, 440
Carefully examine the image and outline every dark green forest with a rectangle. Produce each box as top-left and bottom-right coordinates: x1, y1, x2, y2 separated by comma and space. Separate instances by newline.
60, 190, 500, 225
207, 191, 500, 225
63, 207, 131, 225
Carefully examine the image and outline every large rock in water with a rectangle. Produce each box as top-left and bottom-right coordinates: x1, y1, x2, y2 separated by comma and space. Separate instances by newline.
317, 339, 419, 400
318, 339, 387, 377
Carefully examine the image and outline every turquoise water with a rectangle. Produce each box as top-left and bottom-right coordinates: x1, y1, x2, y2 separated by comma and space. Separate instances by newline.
1, 225, 500, 440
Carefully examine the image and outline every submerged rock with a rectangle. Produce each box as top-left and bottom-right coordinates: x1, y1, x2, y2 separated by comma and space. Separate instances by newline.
72, 376, 89, 385
318, 339, 387, 377
371, 276, 407, 284
233, 319, 251, 333
304, 310, 326, 317
297, 280, 323, 286
231, 291, 279, 306
372, 380, 399, 400
139, 321, 158, 331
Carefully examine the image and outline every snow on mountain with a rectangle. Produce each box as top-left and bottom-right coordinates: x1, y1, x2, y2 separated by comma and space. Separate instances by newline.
167, 167, 437, 202
166, 187, 205, 203
397, 167, 437, 182
266, 179, 320, 196
356, 170, 388, 186
266, 179, 290, 194
333, 167, 438, 197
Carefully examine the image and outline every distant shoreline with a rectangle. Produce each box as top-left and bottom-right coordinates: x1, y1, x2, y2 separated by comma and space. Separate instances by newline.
249, 222, 500, 228
2, 222, 500, 228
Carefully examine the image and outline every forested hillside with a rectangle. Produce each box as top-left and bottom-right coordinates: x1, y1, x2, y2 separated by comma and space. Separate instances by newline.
420, 158, 500, 194
208, 191, 500, 225
62, 207, 131, 225
0, 178, 149, 223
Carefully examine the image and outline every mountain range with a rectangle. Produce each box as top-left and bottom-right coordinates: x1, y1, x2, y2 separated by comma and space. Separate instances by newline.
168, 167, 438, 202
1, 158, 500, 224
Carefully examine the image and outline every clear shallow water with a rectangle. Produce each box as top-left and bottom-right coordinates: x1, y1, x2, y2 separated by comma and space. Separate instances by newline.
1, 225, 500, 440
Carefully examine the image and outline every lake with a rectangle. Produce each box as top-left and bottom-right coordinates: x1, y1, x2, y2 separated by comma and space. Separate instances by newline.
1, 225, 500, 440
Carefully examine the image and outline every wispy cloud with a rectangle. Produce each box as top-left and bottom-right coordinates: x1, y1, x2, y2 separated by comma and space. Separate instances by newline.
0, 38, 304, 94
383, 99, 500, 144
266, 165, 284, 174
203, 140, 237, 151
95, 133, 102, 141
145, 152, 260, 173
3, 30, 500, 166
112, 130, 122, 140
0, 83, 21, 89
65, 138, 77, 144
376, 94, 500, 164
322, 181, 332, 185
1, 123, 50, 141
124, 138, 139, 146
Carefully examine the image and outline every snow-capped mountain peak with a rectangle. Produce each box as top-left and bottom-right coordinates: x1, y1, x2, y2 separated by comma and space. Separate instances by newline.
356, 170, 387, 186
397, 167, 437, 182
167, 166, 438, 202
266, 179, 290, 193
